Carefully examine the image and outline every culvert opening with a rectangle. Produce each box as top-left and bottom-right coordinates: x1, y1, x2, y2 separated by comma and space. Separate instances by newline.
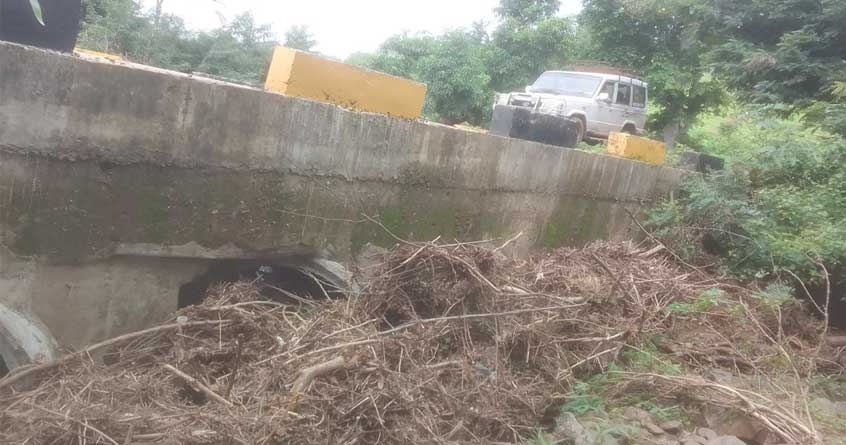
803, 267, 846, 329
178, 260, 345, 308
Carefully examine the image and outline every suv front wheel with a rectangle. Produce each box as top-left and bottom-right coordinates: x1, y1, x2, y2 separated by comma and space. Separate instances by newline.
573, 117, 586, 142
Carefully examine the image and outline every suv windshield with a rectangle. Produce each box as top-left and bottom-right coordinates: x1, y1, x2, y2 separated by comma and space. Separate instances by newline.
532, 73, 602, 98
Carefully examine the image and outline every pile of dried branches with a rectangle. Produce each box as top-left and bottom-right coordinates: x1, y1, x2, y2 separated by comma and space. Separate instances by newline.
0, 240, 824, 444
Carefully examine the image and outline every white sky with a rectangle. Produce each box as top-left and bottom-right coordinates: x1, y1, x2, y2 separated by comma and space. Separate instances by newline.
141, 0, 583, 59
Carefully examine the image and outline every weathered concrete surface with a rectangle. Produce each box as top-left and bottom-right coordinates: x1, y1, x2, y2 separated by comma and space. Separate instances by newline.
1, 247, 209, 348
0, 302, 57, 371
0, 41, 685, 350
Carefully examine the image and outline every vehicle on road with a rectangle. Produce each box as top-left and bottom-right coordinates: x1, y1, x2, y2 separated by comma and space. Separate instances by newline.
497, 66, 648, 142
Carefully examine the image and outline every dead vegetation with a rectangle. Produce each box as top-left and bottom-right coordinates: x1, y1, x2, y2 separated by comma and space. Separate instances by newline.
0, 239, 837, 444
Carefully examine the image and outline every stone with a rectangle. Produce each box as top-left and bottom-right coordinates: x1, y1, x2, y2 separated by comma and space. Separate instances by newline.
643, 422, 666, 435
705, 368, 735, 385
623, 406, 656, 424
811, 397, 846, 417
721, 417, 769, 444
597, 433, 620, 445
679, 434, 708, 445
659, 420, 683, 434
679, 151, 725, 174
702, 405, 768, 444
652, 434, 681, 444
695, 428, 718, 441
705, 436, 746, 445
554, 412, 586, 442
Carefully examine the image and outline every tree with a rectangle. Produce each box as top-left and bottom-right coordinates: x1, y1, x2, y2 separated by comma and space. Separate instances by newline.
495, 0, 560, 23
579, 0, 725, 143
486, 0, 575, 92
706, 0, 846, 112
194, 12, 276, 84
348, 30, 491, 125
417, 30, 493, 125
486, 16, 575, 92
78, 0, 151, 56
361, 32, 436, 79
284, 25, 316, 52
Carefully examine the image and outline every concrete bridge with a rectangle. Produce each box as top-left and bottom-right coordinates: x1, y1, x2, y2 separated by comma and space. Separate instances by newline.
0, 41, 684, 368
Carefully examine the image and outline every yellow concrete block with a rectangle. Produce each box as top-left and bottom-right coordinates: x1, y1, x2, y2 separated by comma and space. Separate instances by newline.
607, 132, 666, 165
74, 48, 123, 62
264, 47, 427, 119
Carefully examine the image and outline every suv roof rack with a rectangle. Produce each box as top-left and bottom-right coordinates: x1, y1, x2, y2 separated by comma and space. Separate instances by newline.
561, 60, 641, 78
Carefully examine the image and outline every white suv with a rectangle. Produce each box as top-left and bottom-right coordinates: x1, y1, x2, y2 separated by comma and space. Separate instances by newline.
498, 69, 648, 141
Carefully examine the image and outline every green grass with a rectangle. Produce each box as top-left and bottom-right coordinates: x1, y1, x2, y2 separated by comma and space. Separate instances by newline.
666, 288, 725, 316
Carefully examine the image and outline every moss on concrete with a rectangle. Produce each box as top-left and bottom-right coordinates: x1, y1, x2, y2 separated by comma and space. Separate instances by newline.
135, 186, 170, 239
541, 197, 612, 248
2, 151, 630, 263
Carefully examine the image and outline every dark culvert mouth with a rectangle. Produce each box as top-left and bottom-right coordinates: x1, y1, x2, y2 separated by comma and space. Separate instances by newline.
178, 260, 345, 309
804, 269, 846, 329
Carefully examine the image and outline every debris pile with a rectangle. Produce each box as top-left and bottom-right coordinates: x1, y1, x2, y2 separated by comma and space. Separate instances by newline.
0, 241, 828, 444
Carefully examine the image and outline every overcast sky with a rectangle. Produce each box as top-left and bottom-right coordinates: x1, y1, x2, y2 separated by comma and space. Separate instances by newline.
140, 0, 583, 59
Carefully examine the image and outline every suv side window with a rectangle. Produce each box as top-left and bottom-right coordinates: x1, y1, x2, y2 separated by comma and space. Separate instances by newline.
616, 83, 632, 106
599, 81, 615, 98
632, 86, 646, 108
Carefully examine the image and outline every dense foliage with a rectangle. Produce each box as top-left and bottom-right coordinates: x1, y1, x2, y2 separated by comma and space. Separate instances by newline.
76, 0, 311, 85
651, 109, 846, 277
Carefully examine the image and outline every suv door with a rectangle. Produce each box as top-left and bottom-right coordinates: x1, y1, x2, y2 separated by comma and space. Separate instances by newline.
590, 80, 617, 136
630, 84, 648, 131
609, 82, 633, 131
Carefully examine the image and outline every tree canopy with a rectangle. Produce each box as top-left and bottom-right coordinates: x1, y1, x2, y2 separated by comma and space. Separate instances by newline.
77, 0, 296, 85
284, 25, 316, 52
74, 0, 845, 133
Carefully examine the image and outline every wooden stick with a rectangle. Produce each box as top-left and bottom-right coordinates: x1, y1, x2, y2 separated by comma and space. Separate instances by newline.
163, 364, 234, 408
27, 402, 119, 445
224, 340, 242, 398
590, 252, 632, 301
378, 303, 586, 336
0, 320, 231, 391
826, 335, 846, 347
624, 208, 709, 275
290, 356, 346, 395
123, 424, 134, 445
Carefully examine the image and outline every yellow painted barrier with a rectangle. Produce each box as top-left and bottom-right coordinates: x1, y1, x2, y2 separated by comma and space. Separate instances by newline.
74, 48, 123, 62
607, 132, 666, 166
264, 47, 427, 119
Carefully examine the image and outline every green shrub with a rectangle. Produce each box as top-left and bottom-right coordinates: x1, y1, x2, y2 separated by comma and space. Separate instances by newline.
666, 289, 724, 315
560, 381, 606, 416
649, 107, 846, 284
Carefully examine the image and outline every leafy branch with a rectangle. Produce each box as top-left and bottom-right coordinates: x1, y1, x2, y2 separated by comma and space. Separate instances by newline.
29, 0, 45, 26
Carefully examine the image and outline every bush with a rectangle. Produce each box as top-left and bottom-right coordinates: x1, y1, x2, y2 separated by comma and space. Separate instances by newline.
649, 107, 846, 283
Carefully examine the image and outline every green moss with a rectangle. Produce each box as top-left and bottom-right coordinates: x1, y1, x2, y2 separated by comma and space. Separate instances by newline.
135, 187, 170, 239
541, 198, 615, 248
379, 207, 403, 233
541, 198, 582, 248
350, 206, 407, 256
350, 189, 489, 256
